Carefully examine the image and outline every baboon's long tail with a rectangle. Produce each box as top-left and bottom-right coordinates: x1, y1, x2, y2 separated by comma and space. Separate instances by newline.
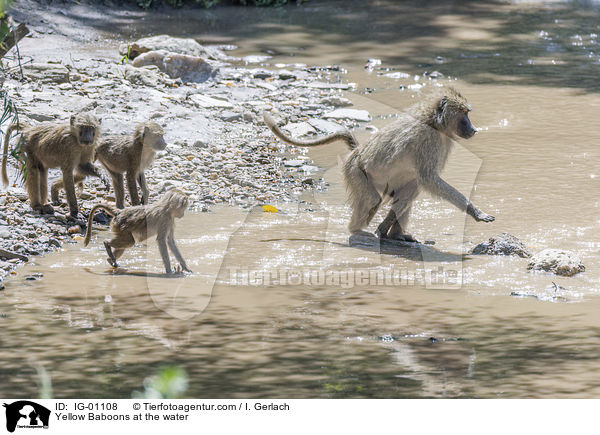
84, 204, 117, 247
263, 111, 359, 150
2, 122, 20, 187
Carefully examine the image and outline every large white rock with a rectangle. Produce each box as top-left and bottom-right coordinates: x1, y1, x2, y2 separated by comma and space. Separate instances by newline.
132, 50, 219, 82
189, 94, 234, 108
123, 64, 164, 87
324, 108, 371, 122
23, 63, 69, 84
527, 249, 585, 277
120, 35, 227, 60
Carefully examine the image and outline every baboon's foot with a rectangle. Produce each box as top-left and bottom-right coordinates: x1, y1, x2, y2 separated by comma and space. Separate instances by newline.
31, 204, 43, 213
387, 233, 419, 243
40, 203, 55, 215
349, 230, 378, 247
104, 241, 118, 268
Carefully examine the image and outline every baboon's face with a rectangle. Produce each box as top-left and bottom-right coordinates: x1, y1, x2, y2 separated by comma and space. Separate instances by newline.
70, 114, 101, 146
143, 123, 167, 151
456, 111, 477, 139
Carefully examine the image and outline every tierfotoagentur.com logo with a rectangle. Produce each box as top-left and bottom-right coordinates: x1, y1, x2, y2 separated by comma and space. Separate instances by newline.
3, 401, 50, 433
228, 266, 461, 289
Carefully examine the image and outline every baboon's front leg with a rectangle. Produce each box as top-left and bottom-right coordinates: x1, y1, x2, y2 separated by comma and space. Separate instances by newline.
157, 236, 172, 274
126, 170, 141, 206
61, 169, 79, 218
110, 172, 125, 209
421, 174, 495, 222
138, 172, 149, 205
168, 236, 191, 273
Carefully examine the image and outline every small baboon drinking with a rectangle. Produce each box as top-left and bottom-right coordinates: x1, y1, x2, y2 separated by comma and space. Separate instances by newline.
84, 188, 191, 274
94, 121, 167, 209
264, 87, 495, 242
2, 114, 102, 218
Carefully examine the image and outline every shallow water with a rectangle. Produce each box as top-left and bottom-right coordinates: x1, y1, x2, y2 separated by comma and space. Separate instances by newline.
3, 0, 600, 398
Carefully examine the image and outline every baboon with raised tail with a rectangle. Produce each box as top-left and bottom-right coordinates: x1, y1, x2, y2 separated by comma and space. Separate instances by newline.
84, 188, 191, 274
264, 87, 495, 242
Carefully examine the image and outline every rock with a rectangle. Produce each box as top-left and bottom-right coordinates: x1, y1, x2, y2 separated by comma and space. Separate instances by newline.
123, 64, 164, 87
383, 71, 411, 79
243, 54, 272, 63
278, 70, 296, 80
283, 122, 316, 137
220, 111, 242, 122
242, 111, 257, 123
308, 118, 346, 134
324, 108, 371, 122
25, 273, 43, 281
527, 249, 585, 277
68, 225, 82, 235
471, 233, 531, 258
120, 35, 227, 60
23, 63, 69, 84
189, 94, 234, 108
320, 96, 353, 107
0, 249, 28, 262
307, 82, 351, 90
365, 59, 381, 70
132, 50, 219, 82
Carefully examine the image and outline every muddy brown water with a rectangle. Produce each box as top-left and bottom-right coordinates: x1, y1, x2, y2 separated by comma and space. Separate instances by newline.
3, 0, 600, 398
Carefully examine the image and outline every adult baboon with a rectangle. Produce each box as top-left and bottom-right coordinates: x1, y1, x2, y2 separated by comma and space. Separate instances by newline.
94, 121, 167, 209
264, 87, 495, 242
2, 114, 101, 218
84, 188, 191, 274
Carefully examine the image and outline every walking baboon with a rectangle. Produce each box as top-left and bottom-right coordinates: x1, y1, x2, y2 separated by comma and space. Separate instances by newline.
84, 188, 191, 274
2, 114, 101, 218
264, 87, 495, 242
94, 122, 167, 209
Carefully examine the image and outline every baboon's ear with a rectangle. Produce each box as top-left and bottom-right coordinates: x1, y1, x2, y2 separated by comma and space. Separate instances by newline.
438, 96, 448, 113
70, 115, 76, 125
142, 125, 150, 138
97, 117, 102, 125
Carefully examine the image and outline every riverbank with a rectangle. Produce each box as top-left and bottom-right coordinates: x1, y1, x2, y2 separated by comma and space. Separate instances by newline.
0, 1, 368, 284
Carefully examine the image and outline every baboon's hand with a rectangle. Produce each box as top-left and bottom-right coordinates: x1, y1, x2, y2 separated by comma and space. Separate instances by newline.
475, 211, 495, 222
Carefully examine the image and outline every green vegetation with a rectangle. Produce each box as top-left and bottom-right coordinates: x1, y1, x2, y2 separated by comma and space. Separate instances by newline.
132, 366, 189, 399
137, 0, 288, 9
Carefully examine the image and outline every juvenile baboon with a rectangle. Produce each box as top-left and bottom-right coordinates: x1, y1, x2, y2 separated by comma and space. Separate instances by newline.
94, 122, 167, 209
2, 114, 101, 218
84, 188, 191, 274
264, 87, 495, 242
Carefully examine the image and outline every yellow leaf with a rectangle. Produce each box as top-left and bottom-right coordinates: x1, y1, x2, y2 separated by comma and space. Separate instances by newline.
262, 205, 279, 213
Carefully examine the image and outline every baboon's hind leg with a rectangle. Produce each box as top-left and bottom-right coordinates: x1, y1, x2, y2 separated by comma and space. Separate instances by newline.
344, 161, 382, 234
376, 180, 419, 242
51, 174, 85, 206
25, 158, 43, 212
105, 231, 135, 267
